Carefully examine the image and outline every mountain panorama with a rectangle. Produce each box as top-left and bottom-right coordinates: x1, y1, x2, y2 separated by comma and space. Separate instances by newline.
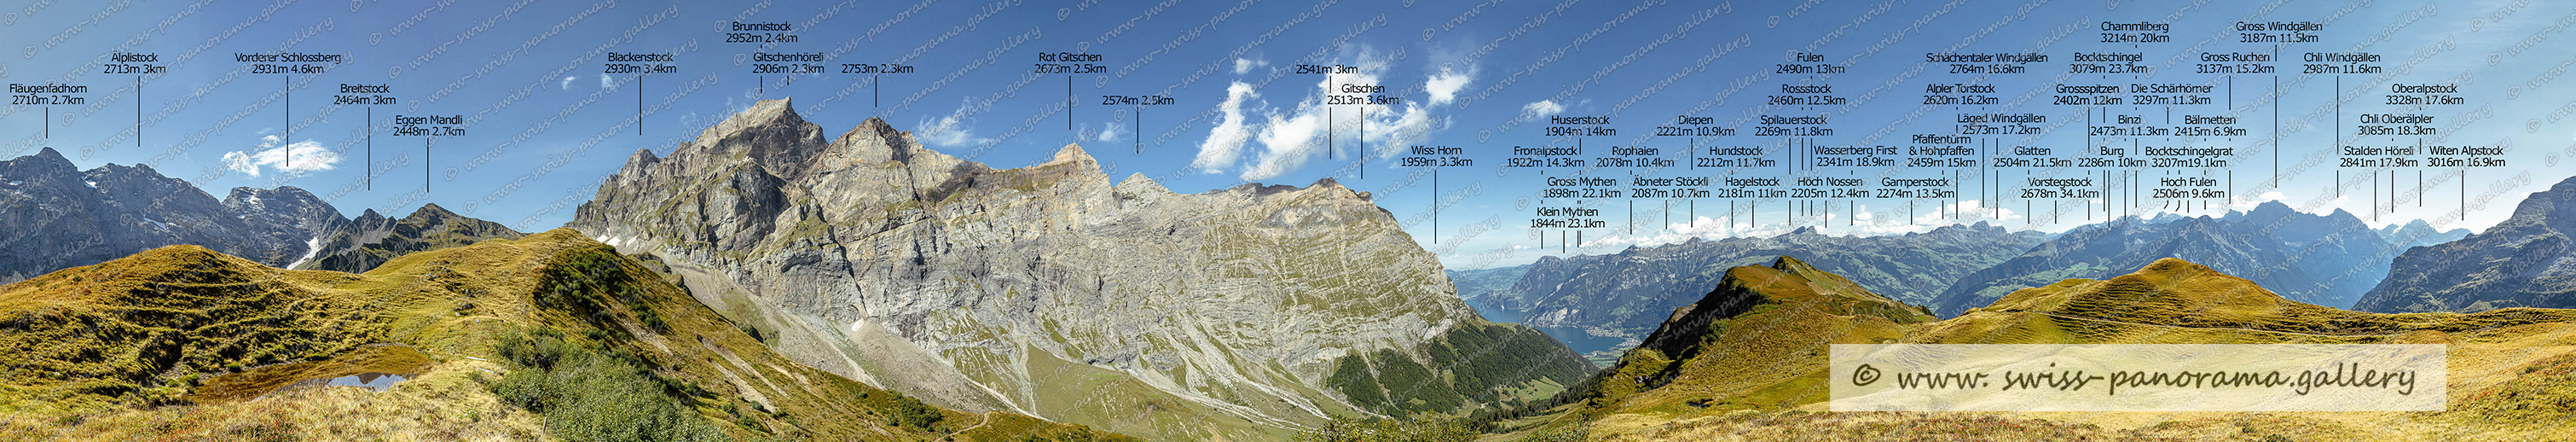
1496, 254, 2576, 440
0, 148, 529, 283
0, 148, 345, 282
5, 97, 2575, 440
1459, 201, 2467, 362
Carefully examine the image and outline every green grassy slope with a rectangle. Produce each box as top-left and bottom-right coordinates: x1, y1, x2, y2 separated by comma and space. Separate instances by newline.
0, 229, 1132, 441
1323, 321, 1595, 419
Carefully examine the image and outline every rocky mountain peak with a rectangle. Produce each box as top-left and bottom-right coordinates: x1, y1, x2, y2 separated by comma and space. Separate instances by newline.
692, 97, 808, 146
828, 115, 930, 166
221, 187, 340, 243
2247, 200, 2295, 218
84, 163, 193, 198
220, 186, 322, 210
1046, 143, 1095, 166
679, 98, 831, 181
617, 148, 660, 179
843, 116, 905, 145
20, 147, 74, 171
1113, 172, 1169, 195
408, 202, 459, 221
2510, 173, 2576, 224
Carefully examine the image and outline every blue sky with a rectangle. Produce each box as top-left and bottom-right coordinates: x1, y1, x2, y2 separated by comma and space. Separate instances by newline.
4, 0, 2571, 269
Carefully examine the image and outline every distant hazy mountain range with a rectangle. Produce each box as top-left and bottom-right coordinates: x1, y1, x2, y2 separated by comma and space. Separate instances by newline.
1462, 198, 2473, 356
1928, 201, 2466, 316
0, 148, 344, 282
1465, 222, 2045, 343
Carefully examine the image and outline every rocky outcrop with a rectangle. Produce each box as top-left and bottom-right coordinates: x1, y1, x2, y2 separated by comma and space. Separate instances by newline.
570, 98, 1589, 439
292, 203, 524, 273
0, 148, 347, 282
2355, 175, 2576, 312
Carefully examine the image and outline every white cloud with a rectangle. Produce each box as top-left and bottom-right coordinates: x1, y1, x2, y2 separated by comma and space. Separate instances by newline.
2232, 191, 2286, 210
1096, 120, 1121, 142
599, 73, 615, 89
1201, 50, 1455, 181
915, 104, 989, 148
221, 135, 339, 177
1242, 105, 1329, 180
1522, 100, 1565, 117
1425, 68, 1471, 106
560, 76, 575, 90
1191, 82, 1259, 173
1233, 58, 1266, 74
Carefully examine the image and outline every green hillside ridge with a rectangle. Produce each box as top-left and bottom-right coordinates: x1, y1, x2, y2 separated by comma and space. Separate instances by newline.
1322, 321, 1591, 418
1483, 255, 2576, 441
292, 203, 525, 274
0, 229, 1131, 441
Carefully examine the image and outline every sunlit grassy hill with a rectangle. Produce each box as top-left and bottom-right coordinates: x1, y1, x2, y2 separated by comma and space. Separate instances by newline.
0, 229, 1132, 441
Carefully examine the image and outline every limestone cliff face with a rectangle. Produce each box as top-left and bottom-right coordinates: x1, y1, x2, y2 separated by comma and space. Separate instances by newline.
570, 99, 1585, 439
